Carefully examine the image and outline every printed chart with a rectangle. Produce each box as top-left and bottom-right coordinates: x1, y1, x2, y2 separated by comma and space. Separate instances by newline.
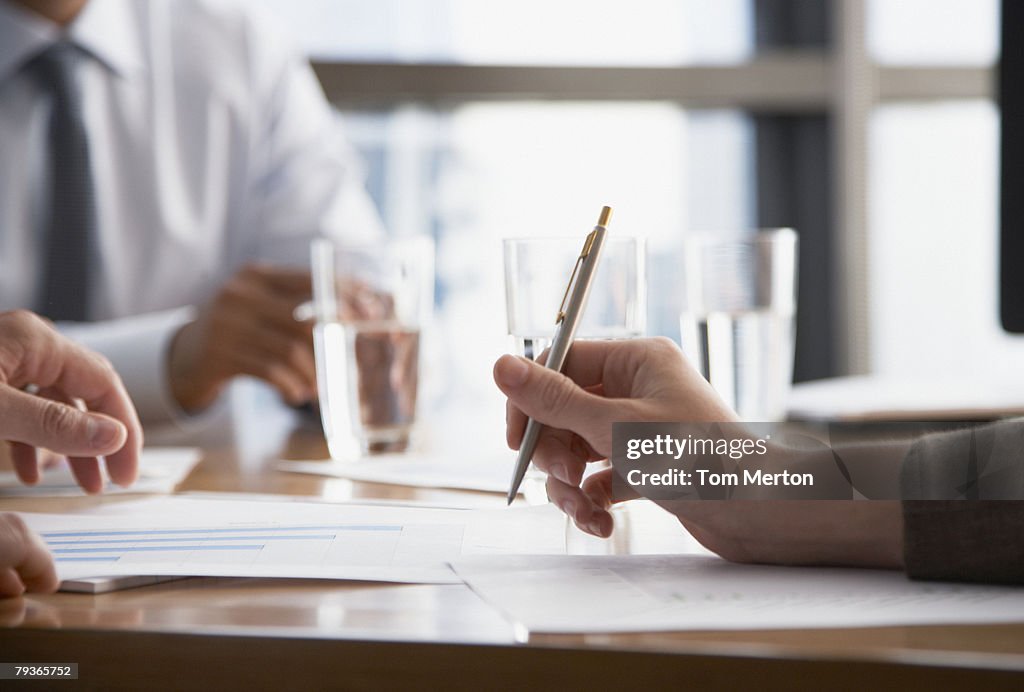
24, 497, 567, 584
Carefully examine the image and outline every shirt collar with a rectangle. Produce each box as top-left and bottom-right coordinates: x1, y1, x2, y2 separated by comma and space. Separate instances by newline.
69, 0, 144, 79
0, 0, 143, 83
0, 1, 59, 82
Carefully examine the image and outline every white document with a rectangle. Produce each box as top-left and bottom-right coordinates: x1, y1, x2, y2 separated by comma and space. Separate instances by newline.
20, 496, 567, 586
276, 453, 515, 494
788, 374, 1024, 421
0, 447, 200, 498
451, 554, 1024, 633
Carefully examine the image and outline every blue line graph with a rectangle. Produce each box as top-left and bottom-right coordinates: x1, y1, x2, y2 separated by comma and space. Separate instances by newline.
43, 524, 403, 560
53, 545, 265, 554
45, 535, 337, 545
41, 525, 400, 538
38, 516, 472, 579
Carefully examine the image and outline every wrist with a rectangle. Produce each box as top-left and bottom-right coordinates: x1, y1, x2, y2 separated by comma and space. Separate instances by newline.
167, 321, 223, 413
734, 500, 905, 568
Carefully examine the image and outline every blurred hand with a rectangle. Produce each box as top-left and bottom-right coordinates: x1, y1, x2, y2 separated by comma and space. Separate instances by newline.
0, 310, 142, 493
168, 264, 317, 412
0, 514, 57, 598
494, 338, 903, 568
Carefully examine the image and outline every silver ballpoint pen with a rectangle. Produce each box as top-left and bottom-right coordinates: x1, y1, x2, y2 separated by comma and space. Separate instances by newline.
507, 206, 612, 504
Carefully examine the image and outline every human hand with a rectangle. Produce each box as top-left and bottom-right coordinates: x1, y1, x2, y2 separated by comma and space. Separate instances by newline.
0, 514, 57, 598
168, 264, 318, 412
495, 337, 905, 568
494, 337, 736, 538
0, 310, 142, 493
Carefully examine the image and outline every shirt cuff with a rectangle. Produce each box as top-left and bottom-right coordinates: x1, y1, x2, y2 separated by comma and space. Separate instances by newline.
60, 307, 200, 426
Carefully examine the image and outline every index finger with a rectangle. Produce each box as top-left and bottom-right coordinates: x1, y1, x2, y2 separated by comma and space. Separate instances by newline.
543, 340, 630, 390
0, 313, 141, 488
47, 345, 142, 488
506, 381, 605, 451
557, 338, 687, 400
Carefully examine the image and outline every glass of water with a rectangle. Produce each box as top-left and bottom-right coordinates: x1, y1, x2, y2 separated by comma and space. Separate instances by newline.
311, 237, 434, 461
678, 228, 798, 422
503, 235, 645, 504
503, 236, 646, 359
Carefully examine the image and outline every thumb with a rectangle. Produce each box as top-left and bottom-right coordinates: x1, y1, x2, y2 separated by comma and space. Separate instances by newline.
0, 387, 127, 456
494, 354, 613, 448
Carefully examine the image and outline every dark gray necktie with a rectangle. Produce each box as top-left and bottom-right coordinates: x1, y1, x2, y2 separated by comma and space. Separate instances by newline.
31, 43, 95, 322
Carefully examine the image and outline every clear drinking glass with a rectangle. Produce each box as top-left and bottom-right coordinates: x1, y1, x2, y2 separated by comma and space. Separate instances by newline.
503, 236, 647, 359
503, 235, 646, 503
311, 237, 434, 461
678, 228, 798, 422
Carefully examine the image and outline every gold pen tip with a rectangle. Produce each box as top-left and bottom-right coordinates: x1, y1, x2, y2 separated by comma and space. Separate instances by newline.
597, 205, 613, 228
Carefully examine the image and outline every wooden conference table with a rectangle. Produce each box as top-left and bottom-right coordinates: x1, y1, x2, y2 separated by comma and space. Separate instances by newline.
1, 401, 1023, 690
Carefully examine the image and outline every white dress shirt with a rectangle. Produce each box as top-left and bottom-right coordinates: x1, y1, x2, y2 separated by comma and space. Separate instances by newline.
0, 0, 382, 423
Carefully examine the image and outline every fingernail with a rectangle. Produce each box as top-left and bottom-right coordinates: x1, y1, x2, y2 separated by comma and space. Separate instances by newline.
88, 417, 122, 448
587, 521, 605, 537
550, 463, 570, 484
496, 355, 529, 388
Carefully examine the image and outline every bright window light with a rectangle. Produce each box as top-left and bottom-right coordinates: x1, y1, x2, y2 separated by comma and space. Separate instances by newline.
868, 0, 999, 66
255, 0, 751, 64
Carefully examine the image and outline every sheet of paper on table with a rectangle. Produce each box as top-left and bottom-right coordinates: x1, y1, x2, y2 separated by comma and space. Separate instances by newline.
276, 453, 514, 494
788, 374, 1024, 421
20, 496, 567, 586
0, 447, 200, 498
277, 453, 605, 496
450, 554, 1024, 633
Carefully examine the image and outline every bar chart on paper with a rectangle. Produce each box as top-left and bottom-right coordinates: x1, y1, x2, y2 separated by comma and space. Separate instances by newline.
43, 522, 454, 571
22, 497, 567, 585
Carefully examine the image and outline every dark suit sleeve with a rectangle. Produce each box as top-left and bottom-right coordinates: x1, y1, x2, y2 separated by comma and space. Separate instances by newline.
901, 419, 1024, 584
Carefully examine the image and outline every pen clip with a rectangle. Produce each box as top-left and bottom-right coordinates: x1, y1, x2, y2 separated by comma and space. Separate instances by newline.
556, 230, 598, 324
